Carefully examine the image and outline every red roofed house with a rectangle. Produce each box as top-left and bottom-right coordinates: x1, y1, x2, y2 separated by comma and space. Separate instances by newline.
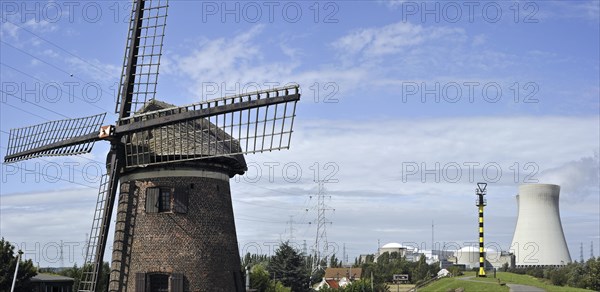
313, 267, 363, 290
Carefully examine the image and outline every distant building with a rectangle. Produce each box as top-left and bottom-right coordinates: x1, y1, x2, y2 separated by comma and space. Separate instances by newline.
313, 267, 363, 291
363, 241, 515, 271
30, 274, 74, 292
375, 242, 418, 262
375, 242, 455, 264
450, 246, 514, 269
420, 249, 455, 265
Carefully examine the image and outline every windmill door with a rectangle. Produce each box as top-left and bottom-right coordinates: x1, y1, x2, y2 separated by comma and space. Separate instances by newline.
135, 272, 183, 292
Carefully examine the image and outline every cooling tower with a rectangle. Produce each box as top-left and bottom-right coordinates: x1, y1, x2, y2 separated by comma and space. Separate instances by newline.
511, 184, 571, 266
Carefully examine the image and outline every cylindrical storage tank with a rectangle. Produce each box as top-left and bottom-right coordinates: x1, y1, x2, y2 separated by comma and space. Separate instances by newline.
510, 184, 571, 266
455, 246, 496, 269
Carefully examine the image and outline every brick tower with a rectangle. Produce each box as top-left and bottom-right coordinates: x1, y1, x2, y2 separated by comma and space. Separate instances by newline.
107, 100, 248, 291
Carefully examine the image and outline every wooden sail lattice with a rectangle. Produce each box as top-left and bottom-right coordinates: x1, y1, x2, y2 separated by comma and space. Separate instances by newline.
122, 86, 299, 168
115, 0, 169, 117
4, 113, 106, 163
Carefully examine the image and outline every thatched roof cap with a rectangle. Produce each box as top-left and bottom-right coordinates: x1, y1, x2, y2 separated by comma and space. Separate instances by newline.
128, 99, 247, 176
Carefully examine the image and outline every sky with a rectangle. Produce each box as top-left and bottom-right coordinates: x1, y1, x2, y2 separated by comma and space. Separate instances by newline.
0, 0, 599, 268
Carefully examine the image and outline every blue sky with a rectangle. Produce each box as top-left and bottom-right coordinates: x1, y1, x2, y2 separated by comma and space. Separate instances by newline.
0, 1, 598, 267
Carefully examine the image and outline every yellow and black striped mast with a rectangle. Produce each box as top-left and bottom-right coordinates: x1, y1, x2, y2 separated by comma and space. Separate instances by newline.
476, 183, 487, 277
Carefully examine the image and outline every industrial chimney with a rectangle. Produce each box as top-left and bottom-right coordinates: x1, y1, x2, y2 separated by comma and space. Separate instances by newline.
511, 184, 571, 266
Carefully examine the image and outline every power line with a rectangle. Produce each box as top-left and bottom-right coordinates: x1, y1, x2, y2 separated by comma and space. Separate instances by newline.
232, 197, 298, 211
1, 62, 111, 113
236, 215, 286, 224
0, 158, 98, 189
312, 181, 334, 273
0, 17, 114, 76
237, 180, 313, 197
2, 40, 75, 76
0, 101, 52, 120
0, 145, 103, 188
1, 88, 71, 118
232, 182, 316, 214
0, 41, 116, 102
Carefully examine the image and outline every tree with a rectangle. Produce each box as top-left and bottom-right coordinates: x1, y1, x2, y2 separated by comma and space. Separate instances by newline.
361, 253, 438, 286
266, 280, 291, 292
329, 253, 342, 268
447, 266, 463, 277
267, 242, 310, 292
0, 238, 37, 290
55, 261, 110, 290
57, 263, 82, 287
249, 264, 272, 292
242, 252, 269, 268
411, 255, 429, 284
506, 258, 600, 290
586, 257, 600, 291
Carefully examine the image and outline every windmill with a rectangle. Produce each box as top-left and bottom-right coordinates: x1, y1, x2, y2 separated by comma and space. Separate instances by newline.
3, 0, 300, 291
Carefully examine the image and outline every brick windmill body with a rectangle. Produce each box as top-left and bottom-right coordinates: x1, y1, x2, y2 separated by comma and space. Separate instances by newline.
108, 101, 249, 291
3, 1, 300, 291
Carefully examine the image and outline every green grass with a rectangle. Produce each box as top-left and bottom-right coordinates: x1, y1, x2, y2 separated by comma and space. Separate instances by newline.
495, 272, 592, 292
419, 272, 594, 292
419, 273, 509, 292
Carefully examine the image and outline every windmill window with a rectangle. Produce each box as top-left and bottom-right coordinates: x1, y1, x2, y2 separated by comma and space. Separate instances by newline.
158, 188, 171, 212
149, 273, 169, 292
146, 187, 188, 214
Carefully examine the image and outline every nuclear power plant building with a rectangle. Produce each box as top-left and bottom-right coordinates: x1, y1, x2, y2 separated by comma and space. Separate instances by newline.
511, 184, 572, 267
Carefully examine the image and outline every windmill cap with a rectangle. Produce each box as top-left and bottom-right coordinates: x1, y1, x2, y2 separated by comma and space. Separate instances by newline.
129, 99, 248, 176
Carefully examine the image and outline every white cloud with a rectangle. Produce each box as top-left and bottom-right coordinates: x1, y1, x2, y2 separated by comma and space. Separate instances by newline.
23, 19, 57, 34
1, 115, 597, 264
162, 22, 490, 104
331, 22, 465, 59
0, 187, 100, 266
541, 1, 600, 22
0, 17, 58, 46
170, 25, 300, 94
472, 34, 486, 46
378, 0, 408, 9
230, 115, 599, 257
0, 21, 20, 39
164, 25, 370, 101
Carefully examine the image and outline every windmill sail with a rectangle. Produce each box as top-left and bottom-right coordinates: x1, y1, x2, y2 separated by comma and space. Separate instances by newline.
116, 0, 169, 118
120, 85, 300, 168
4, 113, 106, 163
